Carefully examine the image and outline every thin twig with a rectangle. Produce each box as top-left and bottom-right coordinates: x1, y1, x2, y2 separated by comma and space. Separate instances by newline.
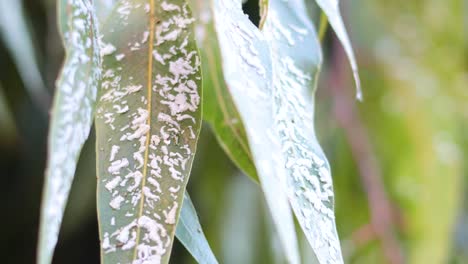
327, 38, 404, 264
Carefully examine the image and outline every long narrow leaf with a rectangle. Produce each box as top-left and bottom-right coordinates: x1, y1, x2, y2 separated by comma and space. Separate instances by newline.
314, 0, 362, 100
37, 0, 101, 263
176, 194, 218, 264
263, 0, 343, 262
95, 1, 202, 263
189, 0, 259, 182
92, 2, 217, 261
208, 0, 300, 263
0, 0, 50, 111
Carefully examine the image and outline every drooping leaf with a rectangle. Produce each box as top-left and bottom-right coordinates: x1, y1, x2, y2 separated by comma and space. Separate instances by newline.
314, 0, 362, 100
92, 2, 216, 261
189, 0, 258, 182
262, 0, 343, 262
176, 193, 218, 264
94, 1, 202, 263
207, 0, 300, 263
37, 0, 101, 263
0, 0, 50, 112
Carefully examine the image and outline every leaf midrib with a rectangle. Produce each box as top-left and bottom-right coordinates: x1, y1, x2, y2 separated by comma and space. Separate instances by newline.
132, 0, 155, 260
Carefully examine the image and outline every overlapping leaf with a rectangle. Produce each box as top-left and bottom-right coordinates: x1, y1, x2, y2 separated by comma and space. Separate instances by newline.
314, 0, 362, 99
199, 0, 344, 262
0, 0, 50, 112
189, 0, 258, 181
37, 0, 101, 263
175, 194, 218, 264
263, 0, 343, 262
206, 0, 301, 263
94, 0, 202, 263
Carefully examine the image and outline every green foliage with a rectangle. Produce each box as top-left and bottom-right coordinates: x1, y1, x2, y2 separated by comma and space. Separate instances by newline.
37, 0, 359, 262
37, 1, 101, 263
94, 0, 202, 263
0, 0, 464, 264
175, 194, 218, 264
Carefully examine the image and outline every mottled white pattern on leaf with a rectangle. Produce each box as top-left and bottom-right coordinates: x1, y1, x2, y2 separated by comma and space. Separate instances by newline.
211, 0, 301, 263
95, 1, 202, 263
264, 0, 343, 262
38, 0, 101, 264
208, 0, 344, 263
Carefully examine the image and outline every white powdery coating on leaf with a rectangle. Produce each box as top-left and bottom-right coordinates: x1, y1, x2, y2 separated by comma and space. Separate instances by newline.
265, 7, 343, 263
211, 0, 301, 263
101, 41, 116, 56
40, 0, 101, 262
95, 1, 201, 263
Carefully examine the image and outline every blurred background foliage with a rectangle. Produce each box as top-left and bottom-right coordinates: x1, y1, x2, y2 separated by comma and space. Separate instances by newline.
0, 0, 466, 263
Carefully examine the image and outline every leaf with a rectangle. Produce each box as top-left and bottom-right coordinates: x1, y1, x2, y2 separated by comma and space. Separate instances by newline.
0, 0, 50, 112
176, 193, 218, 264
37, 0, 101, 263
206, 0, 301, 263
189, 0, 259, 182
94, 1, 202, 263
314, 0, 362, 100
221, 175, 262, 264
93, 0, 116, 22
262, 0, 343, 262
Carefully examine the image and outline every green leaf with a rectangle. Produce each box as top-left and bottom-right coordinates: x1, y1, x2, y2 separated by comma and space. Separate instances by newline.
0, 0, 50, 112
221, 175, 263, 264
94, 1, 202, 263
262, 0, 343, 262
176, 193, 218, 264
207, 0, 301, 263
314, 0, 362, 100
37, 0, 101, 263
189, 1, 259, 182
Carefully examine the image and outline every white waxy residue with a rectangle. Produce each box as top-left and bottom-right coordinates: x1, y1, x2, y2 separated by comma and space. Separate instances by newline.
101, 42, 116, 56
95, 1, 201, 263
41, 0, 101, 262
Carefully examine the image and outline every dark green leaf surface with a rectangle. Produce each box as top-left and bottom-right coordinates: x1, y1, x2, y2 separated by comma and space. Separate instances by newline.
37, 1, 101, 263
95, 1, 202, 263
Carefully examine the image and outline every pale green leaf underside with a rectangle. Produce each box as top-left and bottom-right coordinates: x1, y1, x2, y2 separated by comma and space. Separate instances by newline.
95, 0, 202, 263
189, 0, 259, 182
315, 0, 362, 100
38, 0, 101, 263
263, 0, 343, 262
209, 0, 300, 263
175, 194, 218, 264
